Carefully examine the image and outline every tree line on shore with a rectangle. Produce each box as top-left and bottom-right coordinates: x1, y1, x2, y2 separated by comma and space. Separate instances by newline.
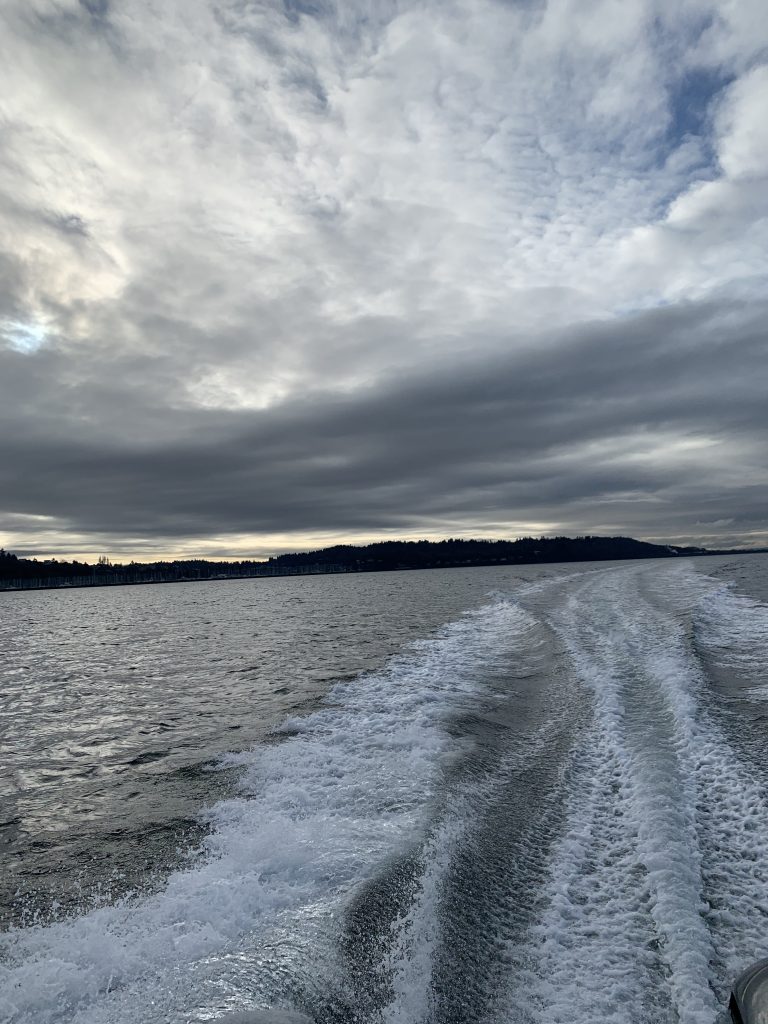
269, 535, 708, 569
0, 535, 711, 586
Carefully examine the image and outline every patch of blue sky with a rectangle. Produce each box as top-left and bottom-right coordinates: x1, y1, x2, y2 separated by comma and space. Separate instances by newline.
641, 13, 732, 177
642, 65, 734, 223
665, 65, 733, 161
2, 320, 48, 354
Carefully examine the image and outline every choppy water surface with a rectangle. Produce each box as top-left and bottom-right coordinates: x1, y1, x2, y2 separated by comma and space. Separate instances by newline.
0, 571, 496, 920
1, 555, 767, 1024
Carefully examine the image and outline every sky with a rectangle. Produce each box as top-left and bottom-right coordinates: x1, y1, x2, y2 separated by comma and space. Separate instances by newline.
1, 0, 767, 561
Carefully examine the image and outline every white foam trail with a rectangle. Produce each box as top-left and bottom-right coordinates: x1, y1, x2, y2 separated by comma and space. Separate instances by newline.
378, 813, 468, 1024
507, 726, 672, 1024
510, 563, 768, 1024
380, 709, 563, 1024
0, 598, 532, 1024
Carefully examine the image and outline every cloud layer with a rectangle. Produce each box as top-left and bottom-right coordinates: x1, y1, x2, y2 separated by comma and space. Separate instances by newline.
1, 0, 767, 556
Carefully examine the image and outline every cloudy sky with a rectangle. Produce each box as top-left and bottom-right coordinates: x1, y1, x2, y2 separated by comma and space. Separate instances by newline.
1, 0, 767, 560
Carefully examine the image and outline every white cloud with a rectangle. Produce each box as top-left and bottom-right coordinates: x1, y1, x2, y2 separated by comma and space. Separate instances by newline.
716, 63, 768, 179
0, 0, 766, 551
1, 318, 48, 353
5, 1, 762, 380
615, 58, 768, 304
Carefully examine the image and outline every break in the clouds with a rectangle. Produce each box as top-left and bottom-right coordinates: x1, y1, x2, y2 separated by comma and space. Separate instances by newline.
1, 0, 767, 558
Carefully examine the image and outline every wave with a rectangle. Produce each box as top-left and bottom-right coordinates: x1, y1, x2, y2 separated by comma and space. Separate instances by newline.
502, 563, 768, 1024
0, 597, 535, 1024
4, 560, 767, 1024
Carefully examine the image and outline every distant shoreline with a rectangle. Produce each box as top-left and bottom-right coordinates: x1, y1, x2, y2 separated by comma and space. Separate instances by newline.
2, 537, 765, 594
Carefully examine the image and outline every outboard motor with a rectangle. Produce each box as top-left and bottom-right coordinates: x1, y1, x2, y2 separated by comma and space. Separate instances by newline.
730, 959, 768, 1024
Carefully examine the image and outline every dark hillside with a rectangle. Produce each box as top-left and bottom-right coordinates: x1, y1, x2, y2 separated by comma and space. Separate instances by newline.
269, 535, 704, 571
0, 535, 719, 591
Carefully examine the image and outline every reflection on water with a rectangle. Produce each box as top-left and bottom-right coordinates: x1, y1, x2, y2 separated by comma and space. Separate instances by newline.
0, 565, 557, 923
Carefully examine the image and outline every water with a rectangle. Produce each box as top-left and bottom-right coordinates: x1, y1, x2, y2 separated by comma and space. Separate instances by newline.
1, 554, 767, 1023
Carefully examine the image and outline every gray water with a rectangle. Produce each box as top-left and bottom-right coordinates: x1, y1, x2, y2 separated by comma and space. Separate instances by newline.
1, 554, 767, 1024
0, 568, 513, 921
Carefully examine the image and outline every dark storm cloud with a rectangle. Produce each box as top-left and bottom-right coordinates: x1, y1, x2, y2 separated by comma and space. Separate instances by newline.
2, 296, 766, 551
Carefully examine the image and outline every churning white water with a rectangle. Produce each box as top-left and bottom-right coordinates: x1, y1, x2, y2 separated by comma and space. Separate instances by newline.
1, 556, 767, 1024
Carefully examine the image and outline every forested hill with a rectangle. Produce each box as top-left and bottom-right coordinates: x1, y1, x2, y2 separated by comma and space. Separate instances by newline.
269, 536, 705, 571
0, 535, 713, 590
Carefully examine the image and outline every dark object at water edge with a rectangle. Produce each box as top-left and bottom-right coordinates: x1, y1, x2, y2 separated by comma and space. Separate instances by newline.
731, 958, 768, 1023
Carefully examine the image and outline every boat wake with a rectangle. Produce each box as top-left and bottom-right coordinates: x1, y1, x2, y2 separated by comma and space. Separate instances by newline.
500, 564, 768, 1024
2, 561, 768, 1024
